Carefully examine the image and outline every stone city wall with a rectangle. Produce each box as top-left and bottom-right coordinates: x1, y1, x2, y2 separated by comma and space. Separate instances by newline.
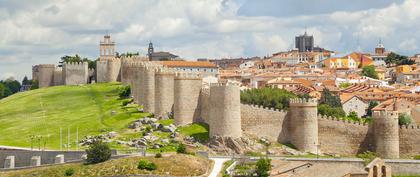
62, 62, 88, 85
399, 125, 420, 157
240, 104, 288, 141
317, 116, 373, 156
53, 68, 63, 86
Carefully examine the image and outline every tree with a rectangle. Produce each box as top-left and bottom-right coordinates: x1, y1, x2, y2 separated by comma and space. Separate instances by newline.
60, 55, 96, 69
320, 88, 342, 108
0, 83, 7, 99
361, 65, 379, 79
346, 111, 359, 121
30, 80, 39, 90
398, 113, 412, 126
22, 76, 29, 85
2, 79, 21, 94
240, 88, 298, 110
385, 52, 414, 67
176, 143, 187, 154
85, 141, 112, 164
365, 101, 379, 117
318, 104, 346, 118
256, 158, 271, 177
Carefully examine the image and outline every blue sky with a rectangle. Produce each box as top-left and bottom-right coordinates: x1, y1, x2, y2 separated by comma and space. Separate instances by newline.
0, 0, 419, 81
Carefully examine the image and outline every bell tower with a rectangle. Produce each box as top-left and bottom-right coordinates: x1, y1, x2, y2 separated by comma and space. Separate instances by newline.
148, 41, 154, 61
99, 34, 115, 61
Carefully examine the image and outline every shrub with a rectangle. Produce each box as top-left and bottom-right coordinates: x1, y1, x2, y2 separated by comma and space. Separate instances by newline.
155, 153, 162, 158
256, 158, 271, 177
118, 85, 131, 99
357, 151, 377, 165
137, 159, 157, 171
122, 100, 130, 106
176, 143, 187, 154
398, 113, 412, 126
414, 155, 420, 160
85, 141, 112, 164
64, 168, 75, 176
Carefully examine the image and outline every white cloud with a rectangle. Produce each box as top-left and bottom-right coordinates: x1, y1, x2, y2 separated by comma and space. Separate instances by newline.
1, 0, 420, 81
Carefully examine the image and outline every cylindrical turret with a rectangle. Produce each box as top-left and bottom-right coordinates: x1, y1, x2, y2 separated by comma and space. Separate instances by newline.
106, 58, 121, 82
288, 98, 318, 154
373, 111, 399, 159
174, 72, 202, 126
131, 63, 141, 104
37, 64, 55, 88
209, 83, 242, 138
143, 67, 156, 113
154, 68, 175, 119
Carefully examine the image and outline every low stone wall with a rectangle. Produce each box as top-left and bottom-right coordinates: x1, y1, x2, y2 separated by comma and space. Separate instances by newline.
0, 150, 86, 168
399, 125, 420, 158
240, 104, 288, 141
386, 159, 420, 176
318, 116, 373, 156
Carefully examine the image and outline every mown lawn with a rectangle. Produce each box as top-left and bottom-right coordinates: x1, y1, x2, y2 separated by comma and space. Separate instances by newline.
0, 154, 210, 177
0, 83, 147, 150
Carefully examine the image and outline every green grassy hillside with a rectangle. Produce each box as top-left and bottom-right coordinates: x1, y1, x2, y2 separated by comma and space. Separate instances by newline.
0, 83, 146, 150
1, 154, 210, 177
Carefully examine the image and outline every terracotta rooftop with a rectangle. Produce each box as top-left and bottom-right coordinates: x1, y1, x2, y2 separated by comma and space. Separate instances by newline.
161, 61, 217, 68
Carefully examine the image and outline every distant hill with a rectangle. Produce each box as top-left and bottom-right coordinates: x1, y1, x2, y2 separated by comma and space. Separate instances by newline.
0, 83, 144, 150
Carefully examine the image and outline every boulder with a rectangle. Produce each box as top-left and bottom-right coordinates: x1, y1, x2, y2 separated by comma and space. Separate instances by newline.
160, 125, 176, 133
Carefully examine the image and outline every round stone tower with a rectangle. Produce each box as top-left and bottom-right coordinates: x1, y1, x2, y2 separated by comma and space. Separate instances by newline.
131, 63, 142, 104
173, 72, 202, 126
373, 111, 399, 159
106, 58, 121, 82
37, 64, 55, 88
288, 98, 318, 154
143, 66, 156, 113
209, 82, 242, 138
154, 67, 175, 119
137, 64, 145, 107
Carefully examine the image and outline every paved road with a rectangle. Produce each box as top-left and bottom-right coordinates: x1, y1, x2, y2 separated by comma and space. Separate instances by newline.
208, 157, 230, 177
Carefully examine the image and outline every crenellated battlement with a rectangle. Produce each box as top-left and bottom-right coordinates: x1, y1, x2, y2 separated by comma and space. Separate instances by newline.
175, 72, 202, 79
210, 82, 240, 87
373, 111, 398, 119
38, 64, 55, 68
64, 62, 88, 68
156, 67, 175, 75
399, 124, 420, 130
318, 114, 369, 126
289, 98, 317, 106
241, 103, 288, 114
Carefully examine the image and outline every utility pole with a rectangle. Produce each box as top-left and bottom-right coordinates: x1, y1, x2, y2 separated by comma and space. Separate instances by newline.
60, 128, 62, 151
76, 127, 79, 151
67, 127, 70, 151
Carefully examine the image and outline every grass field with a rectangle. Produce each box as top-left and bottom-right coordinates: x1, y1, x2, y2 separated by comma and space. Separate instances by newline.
0, 83, 147, 150
0, 154, 211, 177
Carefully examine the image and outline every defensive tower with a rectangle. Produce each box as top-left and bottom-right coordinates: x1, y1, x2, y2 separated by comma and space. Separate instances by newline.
173, 72, 202, 126
288, 98, 319, 154
154, 67, 175, 119
209, 82, 242, 138
373, 111, 399, 159
143, 66, 157, 113
37, 64, 55, 88
106, 58, 121, 82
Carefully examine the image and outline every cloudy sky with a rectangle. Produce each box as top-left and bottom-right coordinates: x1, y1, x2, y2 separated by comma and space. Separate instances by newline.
0, 0, 419, 81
